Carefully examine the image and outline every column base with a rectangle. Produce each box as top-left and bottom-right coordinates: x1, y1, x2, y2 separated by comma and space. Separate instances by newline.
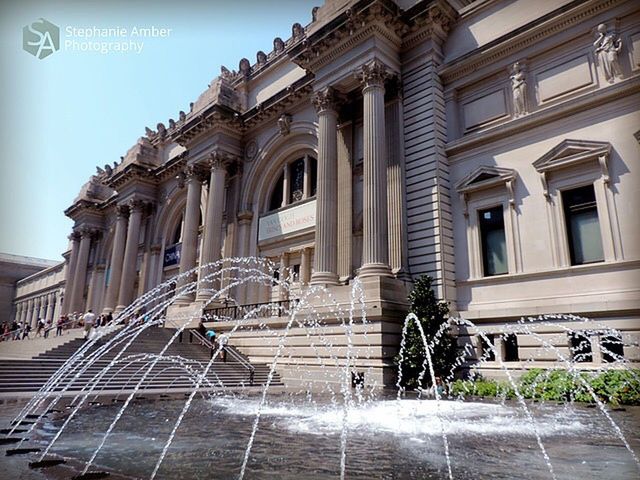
310, 271, 339, 286
358, 262, 393, 279
174, 293, 196, 305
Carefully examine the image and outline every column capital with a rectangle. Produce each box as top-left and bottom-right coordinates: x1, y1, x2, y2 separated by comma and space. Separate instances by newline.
312, 87, 342, 114
115, 203, 130, 218
183, 164, 207, 183
78, 225, 100, 239
68, 231, 81, 242
360, 60, 390, 90
127, 198, 147, 213
150, 244, 163, 254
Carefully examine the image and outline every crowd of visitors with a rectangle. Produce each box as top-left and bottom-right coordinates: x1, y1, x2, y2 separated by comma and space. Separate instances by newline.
0, 309, 114, 342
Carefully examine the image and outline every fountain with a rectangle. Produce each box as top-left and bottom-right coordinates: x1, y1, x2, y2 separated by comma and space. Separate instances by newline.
0, 257, 638, 479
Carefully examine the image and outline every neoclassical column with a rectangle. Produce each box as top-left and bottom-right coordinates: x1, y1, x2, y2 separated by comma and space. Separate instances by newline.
234, 210, 254, 305
62, 232, 81, 314
24, 299, 33, 326
38, 296, 47, 321
359, 61, 392, 278
31, 297, 40, 328
386, 91, 410, 278
103, 205, 129, 313
196, 155, 227, 302
69, 228, 94, 314
13, 303, 22, 325
45, 292, 55, 322
52, 291, 63, 323
300, 247, 312, 285
310, 87, 340, 286
116, 200, 145, 312
176, 166, 203, 302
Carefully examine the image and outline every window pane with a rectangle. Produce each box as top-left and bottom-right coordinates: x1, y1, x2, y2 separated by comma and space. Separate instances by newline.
562, 185, 604, 265
503, 334, 519, 362
269, 174, 284, 211
479, 206, 508, 276
569, 332, 592, 363
289, 159, 305, 203
601, 333, 624, 363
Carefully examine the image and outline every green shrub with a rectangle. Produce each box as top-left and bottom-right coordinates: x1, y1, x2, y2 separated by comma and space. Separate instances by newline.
455, 368, 640, 405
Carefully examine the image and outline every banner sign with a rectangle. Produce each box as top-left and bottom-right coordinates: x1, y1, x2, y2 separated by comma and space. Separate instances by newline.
258, 200, 316, 242
163, 243, 181, 267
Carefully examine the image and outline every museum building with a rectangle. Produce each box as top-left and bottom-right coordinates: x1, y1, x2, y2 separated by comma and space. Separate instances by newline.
10, 0, 640, 384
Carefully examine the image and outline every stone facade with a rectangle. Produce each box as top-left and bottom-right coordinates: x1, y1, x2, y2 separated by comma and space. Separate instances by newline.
13, 0, 640, 384
0, 254, 61, 327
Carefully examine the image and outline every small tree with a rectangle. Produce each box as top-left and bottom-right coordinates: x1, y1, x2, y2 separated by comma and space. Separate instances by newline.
395, 276, 458, 389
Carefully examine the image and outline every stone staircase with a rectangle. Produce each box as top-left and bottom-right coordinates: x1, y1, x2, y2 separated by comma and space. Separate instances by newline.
0, 326, 280, 395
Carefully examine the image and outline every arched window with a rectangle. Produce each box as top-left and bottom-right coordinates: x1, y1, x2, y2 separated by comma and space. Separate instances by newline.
169, 210, 203, 245
268, 156, 317, 212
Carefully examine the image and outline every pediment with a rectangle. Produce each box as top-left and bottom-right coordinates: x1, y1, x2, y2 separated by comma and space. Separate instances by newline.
533, 139, 611, 173
455, 166, 516, 193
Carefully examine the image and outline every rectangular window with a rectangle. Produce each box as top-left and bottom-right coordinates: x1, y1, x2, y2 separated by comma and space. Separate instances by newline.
478, 206, 508, 276
480, 334, 495, 361
503, 334, 519, 362
569, 332, 593, 363
601, 333, 624, 363
562, 185, 604, 265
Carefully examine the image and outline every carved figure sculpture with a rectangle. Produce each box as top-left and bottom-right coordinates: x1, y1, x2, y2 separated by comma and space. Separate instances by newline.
510, 62, 528, 117
594, 23, 623, 83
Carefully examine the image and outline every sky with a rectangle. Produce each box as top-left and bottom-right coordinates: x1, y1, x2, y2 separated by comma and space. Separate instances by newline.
0, 0, 318, 262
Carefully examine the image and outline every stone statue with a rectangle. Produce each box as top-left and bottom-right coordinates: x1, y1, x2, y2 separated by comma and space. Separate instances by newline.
292, 23, 304, 40
278, 114, 292, 135
273, 37, 285, 54
594, 23, 623, 83
179, 111, 186, 122
239, 58, 251, 77
510, 62, 527, 117
256, 51, 267, 66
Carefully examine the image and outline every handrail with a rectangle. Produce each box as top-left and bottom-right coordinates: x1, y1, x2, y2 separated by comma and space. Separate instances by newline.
164, 317, 255, 385
203, 298, 300, 321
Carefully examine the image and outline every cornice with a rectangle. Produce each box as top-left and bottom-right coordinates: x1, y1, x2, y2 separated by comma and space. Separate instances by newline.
169, 104, 242, 146
440, 0, 626, 85
104, 162, 157, 190
243, 74, 315, 131
154, 151, 189, 182
288, 1, 406, 73
64, 199, 103, 219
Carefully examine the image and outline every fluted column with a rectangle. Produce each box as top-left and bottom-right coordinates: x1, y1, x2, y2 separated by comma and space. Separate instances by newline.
300, 247, 312, 285
234, 211, 254, 305
52, 291, 63, 324
176, 167, 203, 303
13, 303, 22, 325
62, 232, 80, 314
69, 228, 93, 314
45, 292, 55, 322
116, 200, 145, 312
282, 163, 290, 208
310, 87, 340, 286
386, 95, 410, 278
31, 297, 40, 328
359, 61, 392, 278
197, 156, 228, 301
103, 205, 129, 313
25, 299, 33, 327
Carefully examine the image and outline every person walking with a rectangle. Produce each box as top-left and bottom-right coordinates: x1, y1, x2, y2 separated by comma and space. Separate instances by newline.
22, 323, 31, 340
12, 321, 20, 340
35, 318, 45, 337
56, 316, 64, 336
44, 318, 53, 338
82, 309, 96, 340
